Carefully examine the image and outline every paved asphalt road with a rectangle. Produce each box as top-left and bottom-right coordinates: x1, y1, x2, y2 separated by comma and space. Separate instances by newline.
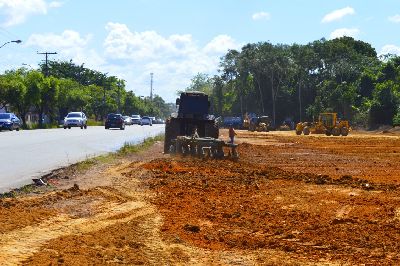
0, 124, 164, 193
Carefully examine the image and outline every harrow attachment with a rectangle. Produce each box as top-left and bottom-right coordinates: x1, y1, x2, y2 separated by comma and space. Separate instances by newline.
170, 136, 238, 159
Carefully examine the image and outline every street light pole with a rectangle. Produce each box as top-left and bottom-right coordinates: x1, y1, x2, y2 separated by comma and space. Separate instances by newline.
0, 40, 22, 49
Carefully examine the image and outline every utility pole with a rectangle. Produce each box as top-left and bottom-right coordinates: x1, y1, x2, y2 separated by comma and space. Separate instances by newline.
37, 51, 57, 77
150, 72, 154, 101
117, 80, 122, 113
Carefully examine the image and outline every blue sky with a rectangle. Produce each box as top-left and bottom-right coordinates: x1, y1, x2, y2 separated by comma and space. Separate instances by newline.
0, 0, 400, 102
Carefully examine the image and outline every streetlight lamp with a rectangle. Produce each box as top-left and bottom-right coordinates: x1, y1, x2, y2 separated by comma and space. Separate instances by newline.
0, 40, 22, 49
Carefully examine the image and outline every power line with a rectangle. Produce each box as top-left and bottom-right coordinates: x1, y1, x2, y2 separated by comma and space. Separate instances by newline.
37, 51, 57, 77
0, 26, 21, 40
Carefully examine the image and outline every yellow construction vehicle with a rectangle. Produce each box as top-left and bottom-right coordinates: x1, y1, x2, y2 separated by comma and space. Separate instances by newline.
296, 113, 350, 136
249, 116, 271, 132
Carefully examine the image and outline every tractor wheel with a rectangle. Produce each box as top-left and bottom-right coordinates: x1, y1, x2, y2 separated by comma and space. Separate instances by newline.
325, 131, 331, 136
332, 127, 340, 136
164, 119, 179, 153
303, 127, 310, 135
295, 130, 302, 135
205, 122, 219, 139
164, 121, 171, 153
303, 126, 310, 135
341, 127, 349, 136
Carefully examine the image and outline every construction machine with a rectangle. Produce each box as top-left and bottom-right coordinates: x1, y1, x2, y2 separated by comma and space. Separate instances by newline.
164, 91, 238, 159
243, 112, 256, 130
296, 113, 350, 136
164, 91, 219, 153
249, 116, 271, 132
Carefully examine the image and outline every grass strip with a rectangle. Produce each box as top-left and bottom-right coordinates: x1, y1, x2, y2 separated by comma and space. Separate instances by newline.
0, 134, 164, 198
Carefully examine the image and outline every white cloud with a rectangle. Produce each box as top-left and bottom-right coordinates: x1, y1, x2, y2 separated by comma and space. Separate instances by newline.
380, 45, 400, 56
203, 35, 240, 54
103, 22, 241, 102
103, 22, 197, 61
252, 12, 270, 21
26, 30, 91, 49
388, 14, 400, 23
329, 28, 359, 39
23, 24, 241, 102
24, 30, 104, 67
0, 0, 61, 27
49, 1, 63, 8
322, 7, 355, 23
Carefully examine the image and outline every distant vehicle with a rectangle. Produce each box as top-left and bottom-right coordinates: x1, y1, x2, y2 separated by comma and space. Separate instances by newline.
131, 114, 141, 125
296, 113, 350, 136
164, 91, 218, 153
249, 116, 271, 132
149, 116, 156, 123
0, 113, 21, 131
122, 115, 133, 125
243, 112, 257, 130
105, 113, 125, 130
140, 116, 153, 126
154, 118, 165, 124
223, 116, 242, 129
63, 112, 87, 129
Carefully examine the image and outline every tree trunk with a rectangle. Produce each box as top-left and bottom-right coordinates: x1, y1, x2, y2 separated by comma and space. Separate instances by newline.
271, 70, 275, 127
255, 75, 265, 114
21, 113, 27, 128
298, 80, 302, 122
38, 106, 44, 128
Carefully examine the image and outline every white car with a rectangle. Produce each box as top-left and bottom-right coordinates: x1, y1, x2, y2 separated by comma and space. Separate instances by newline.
122, 115, 133, 125
131, 114, 141, 124
64, 112, 87, 129
140, 116, 152, 126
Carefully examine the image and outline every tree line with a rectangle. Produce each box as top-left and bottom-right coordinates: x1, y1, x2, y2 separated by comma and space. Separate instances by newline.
185, 37, 400, 128
0, 60, 173, 128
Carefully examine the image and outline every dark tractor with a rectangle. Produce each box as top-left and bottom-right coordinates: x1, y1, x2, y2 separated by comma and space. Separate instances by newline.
164, 91, 219, 153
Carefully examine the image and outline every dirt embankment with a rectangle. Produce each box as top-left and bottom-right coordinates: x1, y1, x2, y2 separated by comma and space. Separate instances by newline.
0, 131, 400, 265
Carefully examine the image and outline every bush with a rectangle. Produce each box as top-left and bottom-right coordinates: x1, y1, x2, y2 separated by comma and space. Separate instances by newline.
87, 119, 103, 126
393, 113, 400, 126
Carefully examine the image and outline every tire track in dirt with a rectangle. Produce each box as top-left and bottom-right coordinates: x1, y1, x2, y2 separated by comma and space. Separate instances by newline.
0, 200, 154, 265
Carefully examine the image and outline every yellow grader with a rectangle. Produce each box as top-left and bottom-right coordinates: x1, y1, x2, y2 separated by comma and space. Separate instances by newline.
249, 116, 271, 132
296, 113, 350, 136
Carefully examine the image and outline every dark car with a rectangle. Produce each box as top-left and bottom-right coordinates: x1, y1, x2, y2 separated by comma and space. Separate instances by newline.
0, 113, 21, 131
105, 113, 125, 130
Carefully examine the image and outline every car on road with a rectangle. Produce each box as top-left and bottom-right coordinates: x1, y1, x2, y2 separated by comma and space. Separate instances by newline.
140, 116, 152, 126
105, 113, 125, 130
0, 113, 21, 131
131, 114, 141, 125
154, 118, 165, 124
122, 115, 133, 125
64, 112, 87, 129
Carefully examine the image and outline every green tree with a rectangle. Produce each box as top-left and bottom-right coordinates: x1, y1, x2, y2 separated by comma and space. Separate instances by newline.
41, 76, 60, 124
369, 81, 399, 126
